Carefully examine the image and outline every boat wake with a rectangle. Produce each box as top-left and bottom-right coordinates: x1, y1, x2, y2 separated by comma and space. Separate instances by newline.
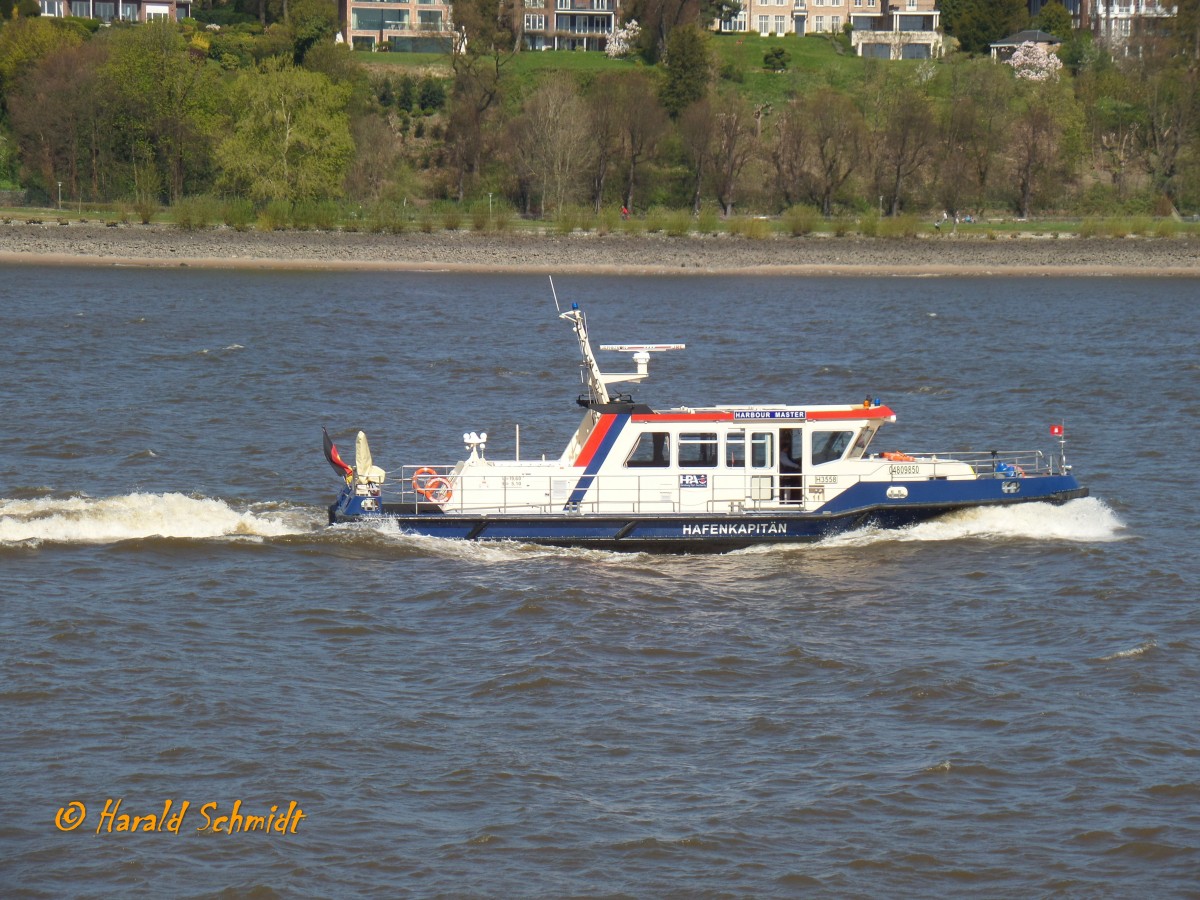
817, 497, 1124, 548
0, 492, 313, 546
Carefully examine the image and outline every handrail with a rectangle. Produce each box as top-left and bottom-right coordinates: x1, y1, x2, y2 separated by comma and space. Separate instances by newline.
389, 451, 1053, 515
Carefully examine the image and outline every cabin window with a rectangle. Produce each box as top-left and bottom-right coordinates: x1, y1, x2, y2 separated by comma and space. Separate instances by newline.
678, 432, 719, 467
725, 430, 745, 467
624, 431, 670, 467
750, 432, 773, 468
849, 427, 874, 459
812, 430, 854, 465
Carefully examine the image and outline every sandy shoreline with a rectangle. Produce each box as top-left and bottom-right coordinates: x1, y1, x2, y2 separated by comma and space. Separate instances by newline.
1, 221, 1197, 276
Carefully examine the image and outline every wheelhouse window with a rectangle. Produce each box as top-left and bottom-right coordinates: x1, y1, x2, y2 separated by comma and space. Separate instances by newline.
849, 427, 874, 459
812, 430, 854, 465
678, 432, 718, 467
624, 431, 670, 467
750, 432, 773, 468
725, 430, 745, 468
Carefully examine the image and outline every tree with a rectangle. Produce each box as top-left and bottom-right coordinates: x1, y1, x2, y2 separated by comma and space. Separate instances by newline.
216, 58, 354, 203
446, 0, 517, 201
864, 67, 936, 216
709, 92, 756, 217
660, 23, 712, 118
0, 17, 86, 115
941, 0, 1028, 56
678, 97, 715, 214
1033, 1, 1072, 41
772, 87, 863, 216
98, 22, 223, 202
763, 47, 790, 72
1007, 79, 1083, 217
509, 79, 593, 217
934, 58, 1014, 214
612, 70, 668, 212
584, 73, 624, 213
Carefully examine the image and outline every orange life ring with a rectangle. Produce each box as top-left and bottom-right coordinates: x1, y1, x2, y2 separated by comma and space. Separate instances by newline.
412, 467, 439, 495
423, 477, 453, 503
882, 451, 916, 462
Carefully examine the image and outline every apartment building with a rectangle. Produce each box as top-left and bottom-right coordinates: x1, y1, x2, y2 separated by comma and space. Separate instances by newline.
1083, 0, 1175, 42
37, 0, 191, 21
719, 1, 940, 58
519, 0, 619, 51
338, 0, 455, 52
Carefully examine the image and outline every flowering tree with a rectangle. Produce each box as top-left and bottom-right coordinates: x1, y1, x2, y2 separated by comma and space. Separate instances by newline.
1007, 41, 1063, 81
606, 19, 641, 59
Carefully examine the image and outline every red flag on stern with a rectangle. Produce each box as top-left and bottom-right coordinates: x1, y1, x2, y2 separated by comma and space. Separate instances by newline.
1050, 424, 1064, 436
323, 427, 354, 478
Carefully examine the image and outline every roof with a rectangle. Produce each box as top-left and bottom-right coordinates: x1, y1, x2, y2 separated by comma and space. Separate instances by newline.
991, 29, 1063, 48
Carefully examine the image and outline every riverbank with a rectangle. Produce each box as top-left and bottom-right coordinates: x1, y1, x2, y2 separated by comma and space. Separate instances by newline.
1, 221, 1198, 275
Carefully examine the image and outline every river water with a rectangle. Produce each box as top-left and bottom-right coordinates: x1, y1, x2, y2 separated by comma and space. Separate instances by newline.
1, 266, 1197, 897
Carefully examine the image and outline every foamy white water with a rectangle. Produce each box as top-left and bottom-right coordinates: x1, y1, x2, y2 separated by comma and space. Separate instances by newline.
818, 497, 1125, 548
0, 492, 308, 544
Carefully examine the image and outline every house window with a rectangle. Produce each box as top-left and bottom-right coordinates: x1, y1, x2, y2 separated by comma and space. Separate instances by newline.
524, 13, 545, 29
40, 0, 64, 13
625, 432, 671, 468
70, 0, 89, 14
758, 14, 770, 33
831, 15, 839, 30
775, 15, 786, 32
95, 1, 114, 18
678, 433, 719, 467
814, 15, 824, 30
417, 10, 442, 28
144, 3, 170, 18
120, 2, 136, 18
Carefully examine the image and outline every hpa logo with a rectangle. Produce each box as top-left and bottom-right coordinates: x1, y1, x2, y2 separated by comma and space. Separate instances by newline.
679, 474, 708, 488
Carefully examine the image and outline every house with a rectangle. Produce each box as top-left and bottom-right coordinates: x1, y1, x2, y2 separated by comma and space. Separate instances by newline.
37, 0, 191, 22
989, 28, 1061, 61
519, 0, 619, 52
720, 0, 942, 60
337, 0, 455, 52
1082, 0, 1175, 43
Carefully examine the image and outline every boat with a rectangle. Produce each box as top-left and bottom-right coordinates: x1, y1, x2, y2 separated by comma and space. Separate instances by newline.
324, 295, 1087, 552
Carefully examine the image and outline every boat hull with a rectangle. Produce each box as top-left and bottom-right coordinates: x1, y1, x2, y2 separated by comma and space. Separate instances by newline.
328, 476, 1089, 553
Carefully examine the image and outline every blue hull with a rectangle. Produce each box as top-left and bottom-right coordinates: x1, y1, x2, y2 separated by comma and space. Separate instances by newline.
329, 475, 1088, 553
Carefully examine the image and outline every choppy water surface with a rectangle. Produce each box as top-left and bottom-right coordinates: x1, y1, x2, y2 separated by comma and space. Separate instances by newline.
1, 268, 1197, 897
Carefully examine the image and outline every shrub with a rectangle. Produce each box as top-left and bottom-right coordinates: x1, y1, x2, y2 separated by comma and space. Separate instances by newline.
133, 197, 158, 225
440, 204, 462, 231
664, 209, 692, 237
469, 200, 490, 231
173, 195, 220, 231
644, 205, 669, 233
695, 207, 720, 234
221, 198, 254, 231
258, 199, 292, 231
782, 204, 819, 236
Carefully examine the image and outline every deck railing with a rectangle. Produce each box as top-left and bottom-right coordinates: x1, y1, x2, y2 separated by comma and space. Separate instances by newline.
371, 450, 1052, 515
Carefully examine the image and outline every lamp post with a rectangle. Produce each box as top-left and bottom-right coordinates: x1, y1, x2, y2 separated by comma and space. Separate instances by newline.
57, 182, 62, 210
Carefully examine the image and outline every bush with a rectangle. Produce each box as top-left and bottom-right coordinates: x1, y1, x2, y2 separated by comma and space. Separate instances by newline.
440, 204, 462, 231
644, 205, 669, 233
173, 195, 221, 231
878, 214, 920, 239
781, 204, 819, 236
258, 199, 292, 231
367, 201, 407, 234
695, 207, 720, 235
664, 209, 692, 237
469, 200, 490, 232
133, 197, 158, 225
221, 198, 254, 231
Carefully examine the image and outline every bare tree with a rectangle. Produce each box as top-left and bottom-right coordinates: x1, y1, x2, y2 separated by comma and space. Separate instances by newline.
678, 97, 715, 214
864, 67, 936, 216
709, 92, 756, 217
510, 80, 594, 217
614, 71, 668, 212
